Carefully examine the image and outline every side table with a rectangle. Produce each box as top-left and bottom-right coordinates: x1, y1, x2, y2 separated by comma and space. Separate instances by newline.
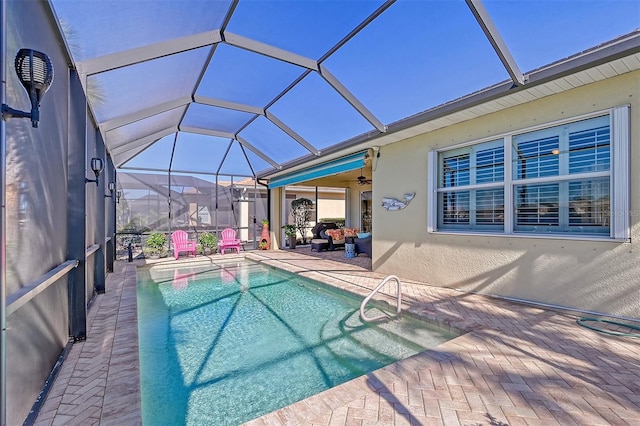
345, 242, 356, 258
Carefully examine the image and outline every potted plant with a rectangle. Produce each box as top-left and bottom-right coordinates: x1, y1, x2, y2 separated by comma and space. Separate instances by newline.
144, 232, 167, 259
260, 219, 270, 250
282, 224, 297, 249
198, 232, 218, 255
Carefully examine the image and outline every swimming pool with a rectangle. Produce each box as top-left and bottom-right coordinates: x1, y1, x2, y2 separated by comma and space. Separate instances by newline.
137, 259, 457, 425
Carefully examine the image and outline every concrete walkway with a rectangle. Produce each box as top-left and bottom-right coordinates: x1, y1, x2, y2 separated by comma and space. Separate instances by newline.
34, 251, 640, 425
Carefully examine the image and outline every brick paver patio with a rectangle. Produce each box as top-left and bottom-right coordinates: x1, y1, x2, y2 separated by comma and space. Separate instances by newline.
34, 251, 640, 425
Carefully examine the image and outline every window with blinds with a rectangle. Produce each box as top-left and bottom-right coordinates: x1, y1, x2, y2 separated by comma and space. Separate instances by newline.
430, 107, 629, 240
437, 140, 504, 230
513, 115, 610, 235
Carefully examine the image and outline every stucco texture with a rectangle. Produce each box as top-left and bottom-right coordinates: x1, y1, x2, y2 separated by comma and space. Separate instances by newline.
372, 70, 640, 319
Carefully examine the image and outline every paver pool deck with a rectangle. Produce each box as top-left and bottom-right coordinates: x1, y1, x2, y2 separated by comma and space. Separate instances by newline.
34, 250, 640, 425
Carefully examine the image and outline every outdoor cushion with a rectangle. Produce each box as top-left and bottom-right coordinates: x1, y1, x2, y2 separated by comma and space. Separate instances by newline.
357, 232, 371, 239
343, 228, 359, 237
325, 229, 344, 240
310, 238, 329, 252
355, 234, 372, 257
312, 222, 339, 239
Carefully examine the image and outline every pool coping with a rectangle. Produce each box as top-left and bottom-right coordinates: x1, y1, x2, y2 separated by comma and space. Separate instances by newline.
34, 251, 640, 425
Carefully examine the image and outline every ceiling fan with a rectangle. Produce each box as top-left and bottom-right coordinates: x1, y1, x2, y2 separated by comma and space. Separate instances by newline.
356, 168, 372, 185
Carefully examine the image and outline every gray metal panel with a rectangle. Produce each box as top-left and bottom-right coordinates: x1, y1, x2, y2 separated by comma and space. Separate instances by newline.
94, 132, 106, 294
85, 252, 96, 305
105, 160, 116, 272
2, 2, 75, 423
68, 68, 88, 340
1, 0, 7, 422
6, 278, 69, 426
4, 7, 70, 293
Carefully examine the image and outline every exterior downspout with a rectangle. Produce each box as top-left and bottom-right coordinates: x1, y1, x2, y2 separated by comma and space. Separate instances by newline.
256, 178, 269, 226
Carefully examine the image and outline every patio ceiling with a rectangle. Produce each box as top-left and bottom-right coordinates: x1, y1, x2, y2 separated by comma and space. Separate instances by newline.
50, 0, 640, 180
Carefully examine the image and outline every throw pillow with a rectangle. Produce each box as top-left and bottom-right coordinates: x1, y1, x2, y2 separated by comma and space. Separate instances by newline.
343, 228, 359, 237
357, 232, 371, 239
325, 229, 344, 240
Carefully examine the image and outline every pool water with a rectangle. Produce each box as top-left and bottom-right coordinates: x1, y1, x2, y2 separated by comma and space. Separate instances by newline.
137, 259, 457, 425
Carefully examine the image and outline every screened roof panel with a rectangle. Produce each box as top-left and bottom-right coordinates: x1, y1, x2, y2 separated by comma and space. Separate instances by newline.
46, 0, 640, 179
114, 143, 153, 168
268, 72, 376, 150
171, 133, 230, 174
170, 172, 217, 186
224, 0, 386, 59
483, 0, 640, 72
196, 44, 306, 107
238, 116, 311, 164
120, 134, 175, 171
323, 0, 509, 124
52, 0, 231, 61
88, 48, 210, 122
218, 141, 255, 177
243, 148, 273, 175
182, 103, 257, 134
107, 107, 186, 149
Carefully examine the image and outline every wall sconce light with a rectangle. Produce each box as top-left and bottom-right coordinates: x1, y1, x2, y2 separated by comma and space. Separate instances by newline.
105, 181, 116, 198
2, 49, 54, 128
85, 157, 104, 186
116, 190, 122, 204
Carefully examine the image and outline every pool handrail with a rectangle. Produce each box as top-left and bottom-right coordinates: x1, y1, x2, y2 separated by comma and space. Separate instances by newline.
360, 275, 402, 322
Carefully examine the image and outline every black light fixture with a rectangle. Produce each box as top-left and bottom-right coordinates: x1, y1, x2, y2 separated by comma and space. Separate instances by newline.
116, 190, 122, 204
86, 157, 104, 186
105, 181, 116, 198
2, 49, 54, 128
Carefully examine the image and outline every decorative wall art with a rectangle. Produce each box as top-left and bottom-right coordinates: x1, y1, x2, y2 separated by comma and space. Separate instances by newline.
381, 192, 415, 211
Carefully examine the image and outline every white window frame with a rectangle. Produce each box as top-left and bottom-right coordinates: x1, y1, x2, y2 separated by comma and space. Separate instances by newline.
428, 105, 630, 241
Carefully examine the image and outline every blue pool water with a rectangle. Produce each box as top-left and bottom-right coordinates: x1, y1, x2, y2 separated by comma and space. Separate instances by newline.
137, 259, 457, 425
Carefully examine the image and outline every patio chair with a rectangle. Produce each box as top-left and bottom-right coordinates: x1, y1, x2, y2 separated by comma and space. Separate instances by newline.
219, 228, 241, 254
310, 222, 339, 252
171, 230, 197, 260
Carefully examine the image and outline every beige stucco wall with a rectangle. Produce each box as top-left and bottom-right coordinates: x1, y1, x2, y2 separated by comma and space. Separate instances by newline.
372, 70, 640, 319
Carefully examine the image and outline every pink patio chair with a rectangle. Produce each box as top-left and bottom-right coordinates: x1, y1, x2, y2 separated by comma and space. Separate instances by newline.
218, 228, 241, 255
171, 230, 197, 260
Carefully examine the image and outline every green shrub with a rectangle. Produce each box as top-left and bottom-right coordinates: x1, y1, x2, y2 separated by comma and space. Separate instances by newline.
144, 232, 168, 257
146, 232, 167, 250
198, 232, 218, 248
282, 224, 297, 237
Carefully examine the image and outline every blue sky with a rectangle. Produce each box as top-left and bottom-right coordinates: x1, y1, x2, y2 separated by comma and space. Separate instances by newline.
51, 0, 640, 175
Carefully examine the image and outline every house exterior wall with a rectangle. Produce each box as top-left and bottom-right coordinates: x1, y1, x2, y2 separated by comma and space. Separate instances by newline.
372, 70, 640, 319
